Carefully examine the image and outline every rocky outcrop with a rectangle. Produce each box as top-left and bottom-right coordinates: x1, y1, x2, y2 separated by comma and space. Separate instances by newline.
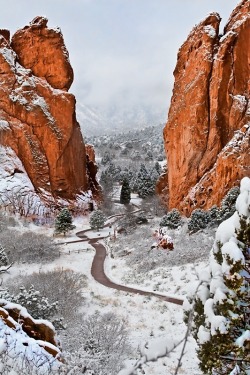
0, 17, 98, 205
11, 16, 73, 90
0, 301, 61, 358
158, 0, 250, 215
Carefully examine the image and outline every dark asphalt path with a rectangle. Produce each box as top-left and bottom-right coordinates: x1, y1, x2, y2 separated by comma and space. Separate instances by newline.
76, 229, 183, 306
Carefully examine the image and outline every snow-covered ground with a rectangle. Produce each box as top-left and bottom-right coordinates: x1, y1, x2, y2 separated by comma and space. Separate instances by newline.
1, 207, 211, 374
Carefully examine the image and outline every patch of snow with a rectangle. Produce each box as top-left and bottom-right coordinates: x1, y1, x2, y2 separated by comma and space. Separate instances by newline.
219, 30, 236, 43
0, 47, 16, 67
204, 299, 228, 335
0, 319, 60, 374
32, 95, 55, 124
235, 330, 250, 347
231, 94, 247, 112
221, 239, 245, 274
197, 325, 210, 344
0, 120, 9, 130
204, 25, 216, 38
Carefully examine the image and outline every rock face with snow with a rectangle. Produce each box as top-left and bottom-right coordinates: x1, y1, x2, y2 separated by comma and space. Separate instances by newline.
0, 300, 60, 358
158, 0, 250, 215
0, 17, 98, 203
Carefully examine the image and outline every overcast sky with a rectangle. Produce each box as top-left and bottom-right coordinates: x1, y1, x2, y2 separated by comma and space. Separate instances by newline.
1, 0, 239, 114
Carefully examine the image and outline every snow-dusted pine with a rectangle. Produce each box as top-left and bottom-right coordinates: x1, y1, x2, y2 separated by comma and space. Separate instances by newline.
185, 177, 250, 374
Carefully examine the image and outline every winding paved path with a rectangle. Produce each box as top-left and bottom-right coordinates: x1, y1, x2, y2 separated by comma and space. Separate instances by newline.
76, 229, 183, 306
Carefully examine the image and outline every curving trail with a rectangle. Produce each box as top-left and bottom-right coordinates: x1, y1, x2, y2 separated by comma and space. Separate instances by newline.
76, 229, 183, 306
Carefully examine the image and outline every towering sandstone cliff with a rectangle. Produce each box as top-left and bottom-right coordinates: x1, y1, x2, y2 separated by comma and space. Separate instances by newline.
0, 17, 98, 208
157, 0, 250, 215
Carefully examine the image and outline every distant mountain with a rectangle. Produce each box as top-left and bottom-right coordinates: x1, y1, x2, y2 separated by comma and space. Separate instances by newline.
76, 103, 167, 136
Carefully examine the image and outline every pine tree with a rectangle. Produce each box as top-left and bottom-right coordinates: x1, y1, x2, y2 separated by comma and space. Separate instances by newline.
54, 208, 75, 236
0, 244, 9, 267
136, 164, 155, 199
120, 179, 131, 205
89, 210, 106, 231
187, 177, 250, 374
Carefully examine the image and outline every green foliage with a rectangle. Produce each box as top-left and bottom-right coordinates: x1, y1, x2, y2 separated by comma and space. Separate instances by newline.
190, 215, 250, 374
54, 208, 75, 235
120, 179, 131, 205
213, 241, 223, 265
136, 164, 156, 199
188, 209, 211, 233
160, 208, 182, 229
208, 187, 240, 227
89, 209, 106, 230
220, 186, 240, 220
0, 244, 9, 267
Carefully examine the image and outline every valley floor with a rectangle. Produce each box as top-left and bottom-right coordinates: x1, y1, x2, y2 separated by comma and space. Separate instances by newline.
2, 214, 215, 374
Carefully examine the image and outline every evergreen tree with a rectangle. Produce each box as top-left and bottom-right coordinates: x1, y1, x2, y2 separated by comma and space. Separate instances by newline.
54, 208, 75, 236
120, 179, 131, 205
154, 161, 162, 175
89, 210, 106, 231
0, 244, 9, 267
136, 164, 155, 199
160, 209, 182, 229
187, 177, 250, 374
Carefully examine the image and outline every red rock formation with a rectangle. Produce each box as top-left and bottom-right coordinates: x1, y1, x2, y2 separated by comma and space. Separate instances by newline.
0, 17, 98, 205
0, 302, 61, 358
158, 0, 250, 215
11, 16, 73, 90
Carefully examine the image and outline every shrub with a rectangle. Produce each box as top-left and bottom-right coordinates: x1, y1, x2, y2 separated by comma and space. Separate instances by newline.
188, 209, 210, 233
159, 208, 181, 229
220, 186, 240, 221
7, 268, 86, 320
63, 312, 130, 375
0, 230, 58, 264
0, 285, 63, 330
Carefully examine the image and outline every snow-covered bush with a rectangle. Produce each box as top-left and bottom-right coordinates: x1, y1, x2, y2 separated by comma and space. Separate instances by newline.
8, 268, 86, 319
208, 187, 240, 227
159, 208, 182, 229
208, 205, 221, 226
185, 177, 250, 374
220, 186, 240, 221
89, 209, 106, 230
62, 312, 130, 375
0, 230, 58, 264
0, 244, 9, 267
0, 285, 64, 330
188, 208, 211, 233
